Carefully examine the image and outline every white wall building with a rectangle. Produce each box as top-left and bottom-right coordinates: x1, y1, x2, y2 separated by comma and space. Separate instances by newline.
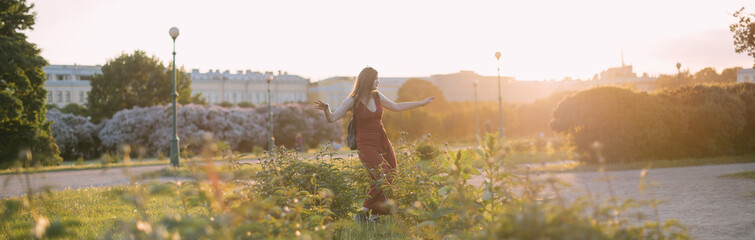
191, 69, 309, 105
43, 64, 100, 106
307, 76, 410, 109
737, 68, 755, 83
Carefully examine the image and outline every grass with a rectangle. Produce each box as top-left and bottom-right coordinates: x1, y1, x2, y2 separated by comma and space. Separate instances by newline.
561, 154, 755, 172
0, 185, 421, 239
0, 184, 411, 239
0, 144, 362, 176
507, 150, 570, 164
717, 170, 755, 179
0, 159, 172, 175
0, 186, 207, 239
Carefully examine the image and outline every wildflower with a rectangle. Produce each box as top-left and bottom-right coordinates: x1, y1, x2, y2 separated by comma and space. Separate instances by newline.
34, 217, 49, 239
137, 221, 153, 234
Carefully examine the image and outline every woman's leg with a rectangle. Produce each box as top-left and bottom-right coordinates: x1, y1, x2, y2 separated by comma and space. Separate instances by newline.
358, 147, 391, 215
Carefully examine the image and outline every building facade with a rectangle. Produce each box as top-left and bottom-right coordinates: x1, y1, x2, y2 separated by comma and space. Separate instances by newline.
190, 69, 309, 105
307, 77, 355, 109
43, 64, 100, 106
737, 68, 755, 83
306, 76, 410, 109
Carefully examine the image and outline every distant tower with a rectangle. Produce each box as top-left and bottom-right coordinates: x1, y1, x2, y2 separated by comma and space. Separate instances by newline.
621, 45, 625, 67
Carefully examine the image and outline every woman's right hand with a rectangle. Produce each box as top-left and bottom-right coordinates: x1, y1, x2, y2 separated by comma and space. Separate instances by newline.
313, 100, 329, 111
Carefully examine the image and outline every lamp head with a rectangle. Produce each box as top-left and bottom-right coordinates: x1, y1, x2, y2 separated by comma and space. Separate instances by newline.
495, 51, 501, 60
676, 62, 681, 69
169, 27, 180, 40
266, 74, 273, 83
474, 80, 478, 86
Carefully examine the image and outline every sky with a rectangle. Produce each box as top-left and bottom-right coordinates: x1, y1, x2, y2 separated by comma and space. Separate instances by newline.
25, 0, 755, 81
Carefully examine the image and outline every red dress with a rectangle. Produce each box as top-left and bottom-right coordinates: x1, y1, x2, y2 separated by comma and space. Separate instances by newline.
355, 93, 397, 215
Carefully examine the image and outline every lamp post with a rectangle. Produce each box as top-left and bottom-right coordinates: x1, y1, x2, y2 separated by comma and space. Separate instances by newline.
169, 27, 180, 167
676, 62, 681, 88
474, 80, 479, 139
495, 51, 504, 138
266, 73, 274, 153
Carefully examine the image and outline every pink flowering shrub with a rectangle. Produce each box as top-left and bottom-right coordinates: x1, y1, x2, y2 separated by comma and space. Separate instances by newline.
46, 109, 99, 159
96, 104, 340, 157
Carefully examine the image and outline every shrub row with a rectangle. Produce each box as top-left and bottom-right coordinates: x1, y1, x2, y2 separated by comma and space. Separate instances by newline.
45, 104, 341, 160
550, 83, 755, 163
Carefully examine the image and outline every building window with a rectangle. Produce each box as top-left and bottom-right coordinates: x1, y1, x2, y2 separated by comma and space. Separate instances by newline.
65, 91, 71, 103
57, 91, 62, 102
746, 76, 751, 82
80, 92, 85, 102
48, 91, 53, 102
80, 75, 92, 81
57, 75, 65, 81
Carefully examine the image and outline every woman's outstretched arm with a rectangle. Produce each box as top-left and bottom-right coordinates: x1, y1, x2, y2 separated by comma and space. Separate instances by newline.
378, 92, 434, 112
314, 97, 355, 123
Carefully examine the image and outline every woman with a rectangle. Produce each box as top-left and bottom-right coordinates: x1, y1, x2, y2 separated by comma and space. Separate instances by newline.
313, 67, 434, 222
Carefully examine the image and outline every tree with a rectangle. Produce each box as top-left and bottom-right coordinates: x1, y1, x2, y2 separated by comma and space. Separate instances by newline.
656, 71, 693, 90
88, 50, 204, 122
384, 78, 447, 140
0, 0, 62, 168
59, 103, 88, 117
693, 67, 720, 84
731, 7, 755, 67
396, 78, 447, 108
720, 67, 742, 83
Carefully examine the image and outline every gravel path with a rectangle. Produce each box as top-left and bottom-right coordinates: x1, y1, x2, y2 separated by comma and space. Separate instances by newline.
3, 160, 753, 239
0, 164, 171, 198
473, 163, 755, 240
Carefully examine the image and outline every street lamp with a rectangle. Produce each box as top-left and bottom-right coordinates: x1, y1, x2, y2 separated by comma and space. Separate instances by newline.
266, 73, 275, 153
169, 27, 180, 167
676, 62, 681, 88
474, 80, 479, 139
495, 51, 504, 138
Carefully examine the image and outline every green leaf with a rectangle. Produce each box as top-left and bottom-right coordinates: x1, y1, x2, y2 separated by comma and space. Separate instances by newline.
438, 186, 452, 195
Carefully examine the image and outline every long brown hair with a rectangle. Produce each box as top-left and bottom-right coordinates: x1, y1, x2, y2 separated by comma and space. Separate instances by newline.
349, 67, 378, 107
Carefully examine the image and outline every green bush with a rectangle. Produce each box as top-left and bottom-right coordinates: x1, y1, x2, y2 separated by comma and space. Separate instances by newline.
236, 102, 255, 108
415, 143, 437, 160
254, 150, 360, 219
217, 101, 234, 108
551, 84, 755, 163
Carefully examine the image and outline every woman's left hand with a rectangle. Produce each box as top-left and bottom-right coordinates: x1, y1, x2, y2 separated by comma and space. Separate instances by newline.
423, 97, 435, 106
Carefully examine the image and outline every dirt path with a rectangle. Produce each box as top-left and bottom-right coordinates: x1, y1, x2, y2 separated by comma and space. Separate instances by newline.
0, 164, 170, 198
0, 152, 356, 198
475, 163, 755, 240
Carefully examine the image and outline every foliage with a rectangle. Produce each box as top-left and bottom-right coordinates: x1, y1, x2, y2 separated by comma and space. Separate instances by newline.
87, 50, 205, 123
551, 84, 755, 163
720, 67, 741, 83
386, 78, 575, 142
216, 101, 234, 108
0, 133, 690, 239
731, 7, 755, 66
396, 78, 448, 108
96, 103, 341, 157
58, 103, 88, 117
512, 91, 574, 138
0, 0, 61, 169
236, 101, 255, 108
415, 143, 437, 160
46, 109, 99, 160
254, 150, 360, 219
656, 70, 693, 90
